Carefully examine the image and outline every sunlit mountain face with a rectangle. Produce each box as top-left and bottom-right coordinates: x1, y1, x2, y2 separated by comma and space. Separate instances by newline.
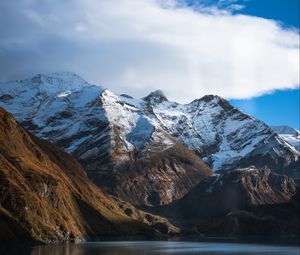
0, 72, 299, 248
0, 0, 299, 252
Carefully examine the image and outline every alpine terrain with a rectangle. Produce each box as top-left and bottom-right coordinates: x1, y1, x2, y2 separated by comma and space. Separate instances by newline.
0, 72, 299, 209
0, 72, 299, 243
0, 107, 178, 246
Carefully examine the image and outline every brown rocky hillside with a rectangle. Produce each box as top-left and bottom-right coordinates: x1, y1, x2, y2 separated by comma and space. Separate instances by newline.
0, 108, 177, 246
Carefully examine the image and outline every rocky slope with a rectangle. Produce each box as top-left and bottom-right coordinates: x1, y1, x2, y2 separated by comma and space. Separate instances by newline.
0, 72, 299, 209
0, 73, 213, 206
156, 167, 300, 237
143, 94, 300, 178
0, 107, 179, 246
271, 125, 300, 151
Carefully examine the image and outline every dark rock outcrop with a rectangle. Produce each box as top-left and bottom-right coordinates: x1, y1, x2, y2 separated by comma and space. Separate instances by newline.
156, 167, 300, 237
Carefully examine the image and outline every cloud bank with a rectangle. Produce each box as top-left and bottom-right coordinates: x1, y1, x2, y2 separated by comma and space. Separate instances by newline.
0, 0, 299, 102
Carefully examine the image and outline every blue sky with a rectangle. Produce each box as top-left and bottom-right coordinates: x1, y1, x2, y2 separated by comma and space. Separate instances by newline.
230, 89, 300, 129
239, 0, 299, 28
0, 0, 299, 128
223, 0, 300, 129
186, 0, 299, 128
189, 0, 299, 28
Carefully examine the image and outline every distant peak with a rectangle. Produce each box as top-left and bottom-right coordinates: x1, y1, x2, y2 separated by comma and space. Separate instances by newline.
143, 89, 168, 104
27, 71, 101, 94
120, 94, 134, 99
50, 71, 82, 77
271, 125, 299, 135
190, 94, 237, 112
148, 89, 166, 98
32, 72, 86, 83
101, 89, 115, 97
198, 94, 223, 103
191, 94, 225, 105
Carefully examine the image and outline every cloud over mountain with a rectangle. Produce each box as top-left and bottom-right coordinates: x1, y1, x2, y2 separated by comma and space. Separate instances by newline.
0, 0, 299, 102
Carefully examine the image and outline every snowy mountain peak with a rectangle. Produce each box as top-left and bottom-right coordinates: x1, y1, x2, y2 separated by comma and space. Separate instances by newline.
271, 125, 299, 135
30, 72, 98, 93
33, 71, 84, 81
271, 125, 300, 151
192, 95, 232, 109
119, 94, 134, 99
0, 72, 299, 179
1, 71, 103, 102
143, 89, 168, 105
198, 94, 222, 102
190, 94, 222, 104
187, 95, 234, 115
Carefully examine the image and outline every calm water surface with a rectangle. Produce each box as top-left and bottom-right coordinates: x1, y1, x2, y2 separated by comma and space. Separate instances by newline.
25, 241, 300, 255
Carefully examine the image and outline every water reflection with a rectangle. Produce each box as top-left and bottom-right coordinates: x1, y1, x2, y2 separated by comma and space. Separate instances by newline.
29, 241, 300, 255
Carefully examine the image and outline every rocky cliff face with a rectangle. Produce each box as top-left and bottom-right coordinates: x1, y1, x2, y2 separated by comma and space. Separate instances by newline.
0, 72, 299, 210
157, 167, 299, 237
0, 107, 179, 246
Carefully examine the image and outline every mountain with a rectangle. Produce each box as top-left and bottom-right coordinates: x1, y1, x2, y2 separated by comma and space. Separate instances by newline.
1, 72, 299, 242
0, 107, 179, 246
271, 125, 300, 151
271, 125, 299, 135
0, 72, 299, 209
0, 72, 213, 206
156, 167, 300, 237
142, 94, 300, 178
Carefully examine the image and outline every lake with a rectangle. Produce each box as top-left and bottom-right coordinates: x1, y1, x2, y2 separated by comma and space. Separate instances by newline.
4, 241, 299, 255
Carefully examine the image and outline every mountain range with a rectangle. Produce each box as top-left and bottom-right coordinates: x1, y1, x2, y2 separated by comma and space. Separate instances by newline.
0, 107, 182, 247
0, 72, 299, 244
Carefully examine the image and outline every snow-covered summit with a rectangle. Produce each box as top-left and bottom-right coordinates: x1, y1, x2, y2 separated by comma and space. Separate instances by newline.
1, 72, 98, 93
271, 125, 300, 151
271, 125, 299, 136
138, 93, 299, 177
0, 73, 299, 179
143, 89, 168, 105
0, 72, 104, 128
33, 72, 93, 91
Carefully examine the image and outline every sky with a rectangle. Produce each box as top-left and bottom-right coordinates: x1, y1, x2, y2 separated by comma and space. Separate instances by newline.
0, 0, 299, 128
226, 0, 300, 129
230, 89, 300, 129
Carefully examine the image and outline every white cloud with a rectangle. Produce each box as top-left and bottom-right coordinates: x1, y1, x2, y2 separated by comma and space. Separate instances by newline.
230, 4, 245, 11
217, 0, 245, 12
0, 0, 299, 102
